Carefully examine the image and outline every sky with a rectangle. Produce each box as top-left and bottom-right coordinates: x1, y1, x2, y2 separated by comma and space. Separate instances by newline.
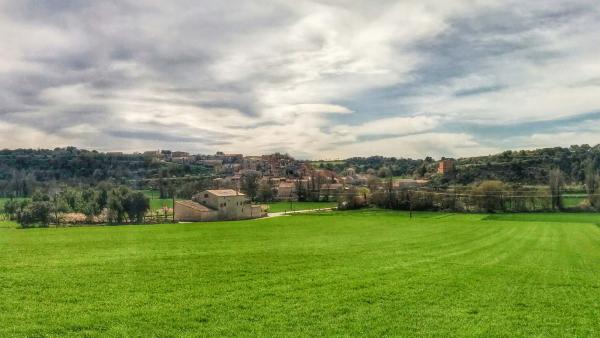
1, 0, 600, 159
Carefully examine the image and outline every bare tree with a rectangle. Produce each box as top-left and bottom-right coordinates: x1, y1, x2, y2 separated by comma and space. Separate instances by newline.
473, 180, 505, 213
585, 161, 596, 195
549, 168, 564, 211
584, 160, 600, 208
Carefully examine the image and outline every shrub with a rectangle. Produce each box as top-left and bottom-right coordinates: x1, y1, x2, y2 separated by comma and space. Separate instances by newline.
20, 201, 52, 228
472, 181, 506, 213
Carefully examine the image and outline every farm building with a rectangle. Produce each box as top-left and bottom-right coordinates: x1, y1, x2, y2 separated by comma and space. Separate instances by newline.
438, 159, 455, 174
174, 200, 219, 222
174, 189, 266, 222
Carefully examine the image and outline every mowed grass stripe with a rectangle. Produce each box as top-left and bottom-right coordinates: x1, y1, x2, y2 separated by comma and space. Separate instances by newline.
1, 210, 600, 336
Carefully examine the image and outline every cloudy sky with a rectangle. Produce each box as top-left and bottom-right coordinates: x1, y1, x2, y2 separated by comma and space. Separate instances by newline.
1, 0, 600, 159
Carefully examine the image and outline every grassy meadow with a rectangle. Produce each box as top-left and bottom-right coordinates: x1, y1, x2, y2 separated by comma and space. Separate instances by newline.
138, 190, 173, 211
562, 194, 586, 208
2, 210, 600, 336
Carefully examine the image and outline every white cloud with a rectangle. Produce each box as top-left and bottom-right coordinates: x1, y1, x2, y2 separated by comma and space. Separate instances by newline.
332, 116, 440, 141
0, 121, 73, 149
0, 1, 599, 158
320, 132, 500, 159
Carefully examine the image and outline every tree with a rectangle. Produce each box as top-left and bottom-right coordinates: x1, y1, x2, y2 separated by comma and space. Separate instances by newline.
96, 181, 113, 210
338, 187, 366, 210
61, 188, 81, 212
366, 175, 380, 192
158, 168, 169, 198
16, 200, 30, 223
256, 180, 273, 202
377, 167, 392, 178
3, 199, 19, 220
472, 180, 506, 212
584, 161, 599, 208
384, 176, 396, 209
416, 164, 427, 178
81, 188, 101, 222
177, 180, 210, 199
241, 172, 260, 201
31, 191, 50, 202
124, 191, 150, 224
590, 176, 600, 210
549, 168, 564, 210
295, 178, 307, 201
107, 187, 128, 224
5, 199, 32, 223
51, 193, 69, 225
20, 201, 52, 227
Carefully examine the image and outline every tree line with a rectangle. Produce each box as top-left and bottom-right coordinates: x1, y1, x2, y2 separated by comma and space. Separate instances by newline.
3, 184, 150, 228
0, 147, 211, 197
337, 165, 600, 213
320, 144, 600, 186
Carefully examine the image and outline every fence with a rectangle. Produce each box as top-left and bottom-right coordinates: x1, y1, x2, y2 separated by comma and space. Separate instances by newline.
371, 188, 596, 213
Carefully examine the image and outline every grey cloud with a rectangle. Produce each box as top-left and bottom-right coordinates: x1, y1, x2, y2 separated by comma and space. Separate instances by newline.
333, 2, 600, 120
441, 111, 600, 149
454, 85, 506, 97
106, 129, 230, 145
1, 1, 600, 157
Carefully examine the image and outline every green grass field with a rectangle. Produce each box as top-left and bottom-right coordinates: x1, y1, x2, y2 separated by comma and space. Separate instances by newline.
0, 220, 17, 228
149, 198, 173, 210
266, 201, 337, 212
137, 190, 173, 211
562, 195, 586, 208
2, 210, 600, 336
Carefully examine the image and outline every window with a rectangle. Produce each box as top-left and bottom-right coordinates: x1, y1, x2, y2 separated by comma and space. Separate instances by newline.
204, 194, 208, 198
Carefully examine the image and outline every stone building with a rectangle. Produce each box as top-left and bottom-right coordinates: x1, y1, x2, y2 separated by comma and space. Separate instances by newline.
174, 189, 265, 222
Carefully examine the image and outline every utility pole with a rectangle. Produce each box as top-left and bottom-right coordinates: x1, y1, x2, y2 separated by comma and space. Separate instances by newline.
53, 192, 59, 227
172, 195, 175, 223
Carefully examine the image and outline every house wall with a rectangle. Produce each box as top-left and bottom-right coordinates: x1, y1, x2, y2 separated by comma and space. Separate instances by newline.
174, 203, 219, 222
196, 193, 248, 220
277, 186, 294, 200
240, 204, 266, 219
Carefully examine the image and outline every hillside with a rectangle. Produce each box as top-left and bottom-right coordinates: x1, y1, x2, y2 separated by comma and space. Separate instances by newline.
0, 147, 211, 196
319, 144, 600, 185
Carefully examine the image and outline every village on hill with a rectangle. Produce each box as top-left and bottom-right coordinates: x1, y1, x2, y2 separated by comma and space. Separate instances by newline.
140, 150, 435, 222
2, 144, 600, 226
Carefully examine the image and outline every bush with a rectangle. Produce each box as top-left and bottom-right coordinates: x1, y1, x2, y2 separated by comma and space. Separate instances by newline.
410, 191, 435, 211
20, 201, 52, 228
124, 191, 150, 223
472, 181, 506, 213
338, 188, 367, 210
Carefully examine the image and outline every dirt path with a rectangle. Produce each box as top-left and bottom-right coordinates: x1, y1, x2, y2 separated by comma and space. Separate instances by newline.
266, 208, 335, 218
